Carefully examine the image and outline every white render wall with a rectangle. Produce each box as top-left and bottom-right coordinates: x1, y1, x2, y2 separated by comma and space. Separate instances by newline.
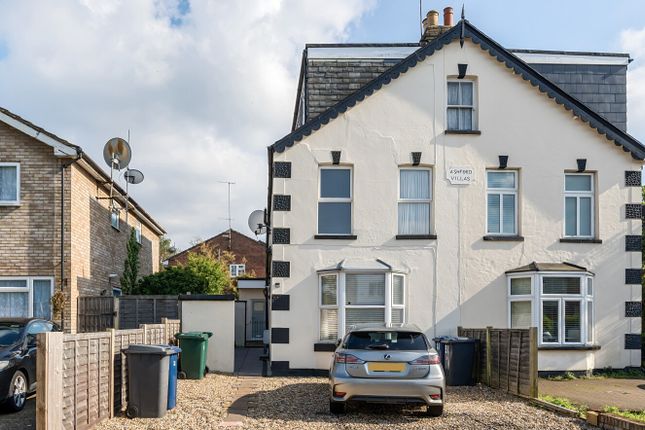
270, 39, 642, 371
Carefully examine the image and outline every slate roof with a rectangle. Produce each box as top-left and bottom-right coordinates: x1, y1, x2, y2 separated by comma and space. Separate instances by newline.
274, 20, 645, 159
505, 262, 590, 274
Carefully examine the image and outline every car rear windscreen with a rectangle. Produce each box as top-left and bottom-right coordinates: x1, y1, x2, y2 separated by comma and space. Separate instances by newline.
345, 331, 428, 350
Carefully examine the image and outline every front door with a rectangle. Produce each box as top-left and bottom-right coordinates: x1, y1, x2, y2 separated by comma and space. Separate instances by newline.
234, 301, 246, 347
250, 300, 265, 341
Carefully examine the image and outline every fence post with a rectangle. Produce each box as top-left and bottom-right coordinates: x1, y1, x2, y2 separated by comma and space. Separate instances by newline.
36, 332, 63, 430
529, 326, 538, 398
108, 329, 116, 418
114, 297, 120, 330
485, 326, 492, 386
161, 318, 169, 344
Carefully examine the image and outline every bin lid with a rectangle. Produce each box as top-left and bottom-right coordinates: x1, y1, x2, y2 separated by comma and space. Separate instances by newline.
123, 344, 175, 355
442, 337, 478, 344
175, 331, 212, 340
168, 346, 182, 354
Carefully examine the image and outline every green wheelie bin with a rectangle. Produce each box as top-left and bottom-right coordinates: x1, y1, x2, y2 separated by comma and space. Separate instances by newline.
175, 332, 212, 379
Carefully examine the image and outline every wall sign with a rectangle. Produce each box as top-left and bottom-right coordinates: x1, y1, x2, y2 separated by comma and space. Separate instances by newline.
448, 167, 474, 185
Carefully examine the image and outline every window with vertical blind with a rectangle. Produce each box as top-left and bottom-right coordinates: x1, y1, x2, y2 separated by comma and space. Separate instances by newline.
564, 174, 594, 238
0, 278, 53, 319
0, 163, 20, 205
507, 273, 594, 346
318, 272, 406, 341
447, 81, 475, 131
318, 168, 352, 235
487, 171, 517, 235
398, 169, 432, 235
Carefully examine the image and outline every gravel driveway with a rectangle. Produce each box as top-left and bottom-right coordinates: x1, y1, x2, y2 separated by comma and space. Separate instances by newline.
96, 375, 594, 429
0, 396, 35, 430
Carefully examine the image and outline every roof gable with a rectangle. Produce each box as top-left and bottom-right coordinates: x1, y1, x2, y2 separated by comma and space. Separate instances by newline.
272, 20, 645, 160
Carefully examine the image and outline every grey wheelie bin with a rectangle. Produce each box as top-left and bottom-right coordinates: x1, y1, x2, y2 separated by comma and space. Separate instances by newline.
124, 344, 175, 418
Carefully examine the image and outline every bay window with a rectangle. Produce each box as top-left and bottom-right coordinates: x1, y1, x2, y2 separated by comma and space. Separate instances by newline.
487, 171, 518, 235
319, 271, 406, 342
318, 168, 352, 235
398, 169, 432, 235
564, 174, 594, 238
0, 162, 20, 205
0, 277, 53, 319
507, 271, 594, 346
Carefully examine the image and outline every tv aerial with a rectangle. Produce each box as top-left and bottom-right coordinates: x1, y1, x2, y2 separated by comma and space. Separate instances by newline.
123, 168, 144, 223
247, 209, 267, 236
100, 136, 143, 223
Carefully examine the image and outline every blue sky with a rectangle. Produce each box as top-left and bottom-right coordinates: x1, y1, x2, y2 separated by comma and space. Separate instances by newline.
351, 0, 645, 53
0, 1, 643, 248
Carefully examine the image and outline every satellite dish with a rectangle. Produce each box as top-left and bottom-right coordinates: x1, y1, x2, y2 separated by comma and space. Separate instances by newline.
124, 169, 144, 185
103, 137, 132, 170
248, 209, 266, 235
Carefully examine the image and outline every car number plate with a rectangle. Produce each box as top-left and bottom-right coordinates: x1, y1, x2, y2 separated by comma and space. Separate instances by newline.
368, 362, 405, 372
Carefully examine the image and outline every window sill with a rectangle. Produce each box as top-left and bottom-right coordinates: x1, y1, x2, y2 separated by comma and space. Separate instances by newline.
111, 225, 120, 232
314, 235, 357, 240
314, 342, 337, 352
445, 129, 481, 135
0, 202, 21, 207
559, 238, 602, 244
396, 234, 437, 240
483, 235, 524, 242
538, 345, 601, 351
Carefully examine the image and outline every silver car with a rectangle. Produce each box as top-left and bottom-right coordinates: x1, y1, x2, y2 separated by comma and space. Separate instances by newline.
329, 324, 445, 416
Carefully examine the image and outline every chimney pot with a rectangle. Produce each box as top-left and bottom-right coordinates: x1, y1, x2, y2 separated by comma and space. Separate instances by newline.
443, 7, 454, 26
426, 10, 439, 27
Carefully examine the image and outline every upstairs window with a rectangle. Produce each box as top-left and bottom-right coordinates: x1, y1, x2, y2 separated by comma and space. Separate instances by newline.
487, 171, 517, 235
318, 168, 352, 235
564, 174, 594, 238
447, 81, 475, 131
110, 208, 120, 230
135, 221, 142, 244
398, 169, 432, 235
229, 264, 246, 278
0, 163, 20, 205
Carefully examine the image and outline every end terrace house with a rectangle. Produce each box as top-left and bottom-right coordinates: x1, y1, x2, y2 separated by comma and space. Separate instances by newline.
266, 10, 644, 373
0, 107, 165, 332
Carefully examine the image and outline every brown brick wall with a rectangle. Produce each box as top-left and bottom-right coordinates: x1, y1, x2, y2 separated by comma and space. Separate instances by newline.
167, 229, 266, 278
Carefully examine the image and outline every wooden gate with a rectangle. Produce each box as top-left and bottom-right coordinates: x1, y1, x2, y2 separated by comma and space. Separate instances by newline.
77, 297, 116, 333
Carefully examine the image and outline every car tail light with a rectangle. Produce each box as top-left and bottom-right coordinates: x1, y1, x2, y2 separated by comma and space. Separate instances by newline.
335, 352, 365, 364
409, 354, 440, 365
430, 393, 441, 400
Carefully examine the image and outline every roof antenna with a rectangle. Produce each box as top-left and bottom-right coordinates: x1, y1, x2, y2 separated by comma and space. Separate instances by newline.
218, 180, 236, 250
460, 4, 466, 47
419, 0, 423, 39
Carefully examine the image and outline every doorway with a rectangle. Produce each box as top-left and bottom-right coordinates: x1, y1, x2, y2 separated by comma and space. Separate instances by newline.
250, 300, 265, 341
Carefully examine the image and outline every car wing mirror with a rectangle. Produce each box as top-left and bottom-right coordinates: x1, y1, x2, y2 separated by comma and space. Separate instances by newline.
336, 339, 342, 347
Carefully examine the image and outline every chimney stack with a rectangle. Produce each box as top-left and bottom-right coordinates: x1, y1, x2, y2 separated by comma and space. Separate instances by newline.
443, 7, 453, 27
420, 6, 454, 45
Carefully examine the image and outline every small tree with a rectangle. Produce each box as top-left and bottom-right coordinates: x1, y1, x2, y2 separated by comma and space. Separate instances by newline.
121, 228, 141, 293
185, 245, 233, 294
159, 235, 177, 264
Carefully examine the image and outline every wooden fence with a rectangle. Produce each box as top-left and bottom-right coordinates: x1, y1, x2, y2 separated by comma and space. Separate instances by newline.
77, 297, 116, 333
77, 295, 180, 332
458, 326, 538, 398
37, 319, 181, 429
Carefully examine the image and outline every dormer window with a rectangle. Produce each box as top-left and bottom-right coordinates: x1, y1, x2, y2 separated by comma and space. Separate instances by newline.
447, 81, 475, 131
0, 162, 20, 205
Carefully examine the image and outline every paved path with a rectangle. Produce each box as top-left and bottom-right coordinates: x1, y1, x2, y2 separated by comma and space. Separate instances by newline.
540, 378, 645, 411
0, 396, 35, 430
220, 377, 260, 427
234, 347, 264, 376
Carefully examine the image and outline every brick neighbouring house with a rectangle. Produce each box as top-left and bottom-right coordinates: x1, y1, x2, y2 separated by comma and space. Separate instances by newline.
165, 229, 268, 344
0, 107, 165, 332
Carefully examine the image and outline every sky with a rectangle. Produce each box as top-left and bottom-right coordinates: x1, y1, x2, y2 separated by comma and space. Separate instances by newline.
1, 0, 644, 250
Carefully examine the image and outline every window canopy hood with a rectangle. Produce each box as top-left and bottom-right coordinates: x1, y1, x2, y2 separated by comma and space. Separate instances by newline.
505, 262, 591, 274
317, 258, 403, 273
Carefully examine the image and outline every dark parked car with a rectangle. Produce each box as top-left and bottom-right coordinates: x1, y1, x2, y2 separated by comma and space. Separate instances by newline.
0, 318, 58, 412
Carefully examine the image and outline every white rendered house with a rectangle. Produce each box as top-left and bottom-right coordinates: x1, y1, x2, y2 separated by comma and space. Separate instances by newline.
266, 14, 643, 374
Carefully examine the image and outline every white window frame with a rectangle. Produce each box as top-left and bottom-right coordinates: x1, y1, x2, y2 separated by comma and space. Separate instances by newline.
135, 221, 142, 244
318, 271, 406, 342
486, 170, 518, 235
0, 162, 20, 205
0, 276, 54, 318
111, 208, 120, 230
446, 80, 476, 131
506, 272, 593, 347
563, 173, 594, 238
391, 274, 406, 326
317, 166, 353, 236
398, 168, 433, 235
229, 264, 246, 278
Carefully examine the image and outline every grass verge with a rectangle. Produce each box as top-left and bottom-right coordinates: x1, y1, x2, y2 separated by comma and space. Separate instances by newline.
603, 406, 645, 424
538, 394, 588, 418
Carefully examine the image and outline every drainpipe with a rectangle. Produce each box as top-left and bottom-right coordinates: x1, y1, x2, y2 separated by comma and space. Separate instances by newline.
264, 147, 274, 371
59, 151, 83, 331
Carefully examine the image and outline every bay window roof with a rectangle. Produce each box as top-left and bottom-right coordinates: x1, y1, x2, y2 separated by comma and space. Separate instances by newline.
505, 262, 591, 274
317, 258, 402, 273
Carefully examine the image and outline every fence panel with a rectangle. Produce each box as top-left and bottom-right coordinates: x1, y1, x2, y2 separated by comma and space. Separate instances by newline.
37, 319, 181, 429
458, 326, 537, 398
118, 296, 179, 329
77, 297, 116, 333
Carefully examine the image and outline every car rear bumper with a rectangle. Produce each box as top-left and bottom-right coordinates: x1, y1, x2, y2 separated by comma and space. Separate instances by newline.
330, 375, 445, 406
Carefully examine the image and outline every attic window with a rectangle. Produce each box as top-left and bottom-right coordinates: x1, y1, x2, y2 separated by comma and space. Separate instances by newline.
447, 80, 475, 131
0, 163, 20, 205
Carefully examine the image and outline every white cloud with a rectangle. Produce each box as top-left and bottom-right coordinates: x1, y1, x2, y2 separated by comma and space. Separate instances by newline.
621, 27, 645, 141
0, 0, 375, 249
